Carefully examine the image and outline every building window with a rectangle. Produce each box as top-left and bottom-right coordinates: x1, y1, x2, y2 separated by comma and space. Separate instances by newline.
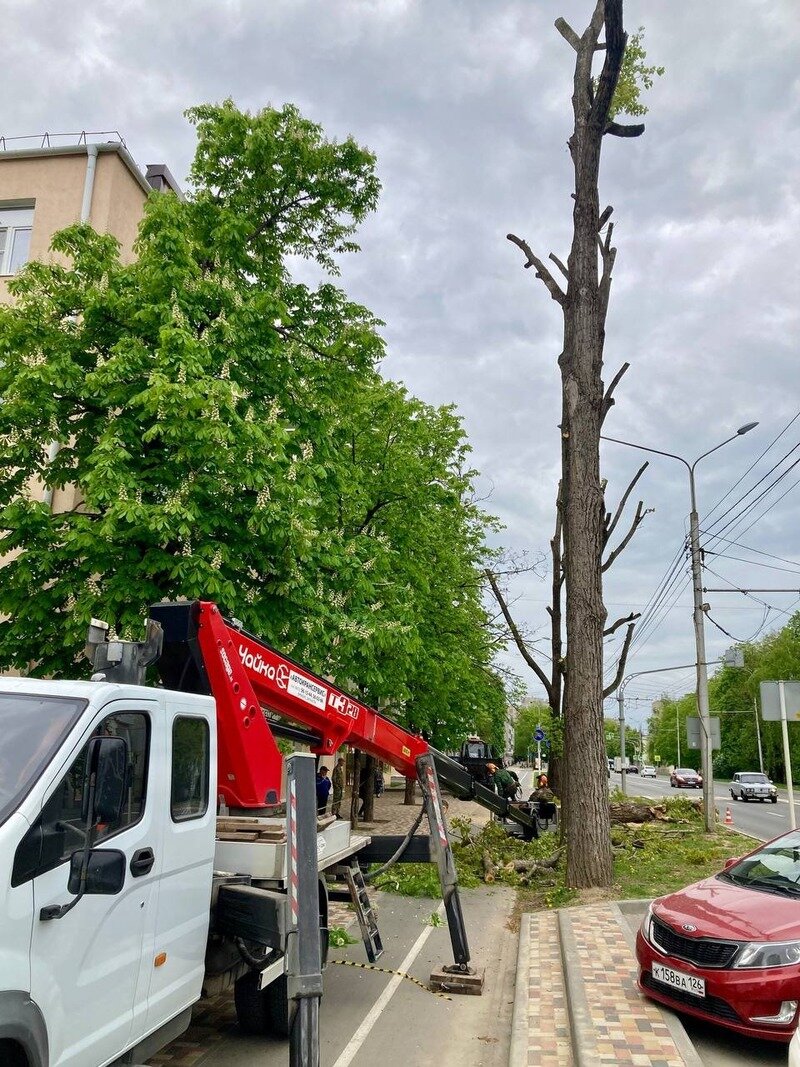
0, 206, 34, 275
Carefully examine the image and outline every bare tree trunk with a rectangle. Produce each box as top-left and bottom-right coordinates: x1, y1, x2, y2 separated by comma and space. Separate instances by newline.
403, 776, 416, 805
350, 749, 362, 828
362, 754, 376, 822
507, 0, 646, 887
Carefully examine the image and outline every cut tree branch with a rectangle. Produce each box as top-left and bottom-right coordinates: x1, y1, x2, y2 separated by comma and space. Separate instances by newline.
485, 569, 553, 701
600, 361, 629, 424
597, 205, 614, 231
604, 460, 648, 544
602, 500, 648, 572
605, 121, 646, 138
506, 234, 565, 305
549, 252, 569, 281
603, 622, 635, 698
554, 17, 581, 51
603, 611, 641, 637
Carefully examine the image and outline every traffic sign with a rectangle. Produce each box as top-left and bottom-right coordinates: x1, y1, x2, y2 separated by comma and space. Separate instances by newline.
760, 681, 800, 722
534, 727, 545, 742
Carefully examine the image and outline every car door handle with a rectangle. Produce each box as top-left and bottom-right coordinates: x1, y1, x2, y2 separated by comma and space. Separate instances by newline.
130, 847, 155, 877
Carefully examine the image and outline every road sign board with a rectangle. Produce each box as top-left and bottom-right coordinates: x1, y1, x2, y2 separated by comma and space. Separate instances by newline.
760, 681, 800, 722
654, 755, 661, 763
534, 727, 545, 742
686, 716, 721, 750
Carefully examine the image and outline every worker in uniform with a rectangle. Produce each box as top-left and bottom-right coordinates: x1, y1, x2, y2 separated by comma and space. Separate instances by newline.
331, 757, 345, 818
487, 762, 520, 801
316, 766, 332, 815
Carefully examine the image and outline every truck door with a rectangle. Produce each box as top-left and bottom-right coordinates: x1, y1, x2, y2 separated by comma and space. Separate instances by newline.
22, 701, 159, 1067
144, 702, 216, 1036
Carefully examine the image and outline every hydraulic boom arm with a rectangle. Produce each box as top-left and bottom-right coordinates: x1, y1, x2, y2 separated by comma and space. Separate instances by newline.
151, 600, 533, 834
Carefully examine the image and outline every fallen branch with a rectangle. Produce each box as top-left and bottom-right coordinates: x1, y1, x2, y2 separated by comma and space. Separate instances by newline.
482, 850, 497, 883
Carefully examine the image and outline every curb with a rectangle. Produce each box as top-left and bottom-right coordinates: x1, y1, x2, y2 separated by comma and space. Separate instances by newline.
557, 909, 595, 1067
611, 901, 704, 1067
507, 912, 533, 1067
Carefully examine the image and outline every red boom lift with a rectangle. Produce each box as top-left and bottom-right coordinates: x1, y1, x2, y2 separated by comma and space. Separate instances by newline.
149, 600, 536, 990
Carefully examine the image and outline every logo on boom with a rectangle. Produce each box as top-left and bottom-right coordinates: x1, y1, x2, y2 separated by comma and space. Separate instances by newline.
238, 644, 277, 681
328, 692, 360, 720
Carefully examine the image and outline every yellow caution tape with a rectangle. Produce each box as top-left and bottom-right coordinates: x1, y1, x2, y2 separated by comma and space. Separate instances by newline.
329, 958, 452, 1000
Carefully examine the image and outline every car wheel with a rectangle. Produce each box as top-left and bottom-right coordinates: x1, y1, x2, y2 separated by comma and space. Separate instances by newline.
772, 797, 778, 804
730, 790, 736, 800
742, 794, 749, 802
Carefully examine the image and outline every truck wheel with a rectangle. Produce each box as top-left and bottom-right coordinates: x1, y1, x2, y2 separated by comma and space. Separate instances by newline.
235, 972, 291, 1038
772, 796, 779, 804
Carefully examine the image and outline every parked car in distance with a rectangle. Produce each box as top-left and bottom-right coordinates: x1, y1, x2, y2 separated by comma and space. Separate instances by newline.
730, 771, 778, 804
637, 828, 800, 1042
641, 765, 657, 778
628, 763, 640, 774
670, 767, 703, 789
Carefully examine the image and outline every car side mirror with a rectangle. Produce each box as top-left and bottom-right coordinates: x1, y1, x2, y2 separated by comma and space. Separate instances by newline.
81, 735, 128, 826
723, 857, 740, 871
67, 849, 126, 895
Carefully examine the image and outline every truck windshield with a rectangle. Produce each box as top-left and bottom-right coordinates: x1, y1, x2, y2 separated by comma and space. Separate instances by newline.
0, 693, 87, 828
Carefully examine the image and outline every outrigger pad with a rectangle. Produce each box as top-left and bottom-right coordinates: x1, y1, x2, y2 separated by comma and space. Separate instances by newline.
429, 966, 485, 996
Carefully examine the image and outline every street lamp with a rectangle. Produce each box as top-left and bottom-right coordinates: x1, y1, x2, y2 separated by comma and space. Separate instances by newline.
603, 423, 758, 830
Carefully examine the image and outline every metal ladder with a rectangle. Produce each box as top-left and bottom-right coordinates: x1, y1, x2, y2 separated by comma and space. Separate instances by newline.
341, 859, 383, 963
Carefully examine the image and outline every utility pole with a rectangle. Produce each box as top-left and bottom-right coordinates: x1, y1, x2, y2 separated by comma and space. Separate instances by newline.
754, 697, 764, 774
617, 687, 627, 795
603, 423, 758, 832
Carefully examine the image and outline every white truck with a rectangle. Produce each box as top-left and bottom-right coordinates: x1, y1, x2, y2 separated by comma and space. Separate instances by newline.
0, 600, 524, 1066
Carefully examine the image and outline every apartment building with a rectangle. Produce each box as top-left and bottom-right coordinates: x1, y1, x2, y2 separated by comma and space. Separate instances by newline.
0, 130, 181, 305
0, 131, 181, 515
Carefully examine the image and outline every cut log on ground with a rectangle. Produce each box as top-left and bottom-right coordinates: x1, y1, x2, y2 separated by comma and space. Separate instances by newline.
482, 850, 497, 883
610, 802, 669, 824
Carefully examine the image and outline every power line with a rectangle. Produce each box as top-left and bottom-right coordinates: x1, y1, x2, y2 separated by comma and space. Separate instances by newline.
697, 530, 800, 571
703, 441, 800, 543
703, 410, 800, 526
703, 550, 800, 576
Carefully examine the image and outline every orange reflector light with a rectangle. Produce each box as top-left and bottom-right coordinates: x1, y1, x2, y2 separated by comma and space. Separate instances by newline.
154, 953, 167, 968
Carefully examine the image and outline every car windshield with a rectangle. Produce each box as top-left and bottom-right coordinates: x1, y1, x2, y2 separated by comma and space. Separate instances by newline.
720, 831, 800, 896
0, 692, 86, 828
676, 769, 697, 776
740, 774, 769, 784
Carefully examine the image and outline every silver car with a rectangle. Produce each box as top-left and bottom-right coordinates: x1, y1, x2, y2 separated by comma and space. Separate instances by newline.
729, 771, 778, 803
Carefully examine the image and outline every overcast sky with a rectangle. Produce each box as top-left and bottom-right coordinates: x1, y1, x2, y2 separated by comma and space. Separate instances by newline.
5, 0, 799, 726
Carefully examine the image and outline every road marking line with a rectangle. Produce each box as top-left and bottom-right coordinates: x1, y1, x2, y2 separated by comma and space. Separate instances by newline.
331, 901, 446, 1067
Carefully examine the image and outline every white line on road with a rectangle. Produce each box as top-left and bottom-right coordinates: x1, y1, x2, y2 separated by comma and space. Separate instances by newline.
331, 901, 447, 1067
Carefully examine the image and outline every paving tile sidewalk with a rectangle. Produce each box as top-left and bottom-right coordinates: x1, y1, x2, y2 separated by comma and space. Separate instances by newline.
510, 903, 702, 1067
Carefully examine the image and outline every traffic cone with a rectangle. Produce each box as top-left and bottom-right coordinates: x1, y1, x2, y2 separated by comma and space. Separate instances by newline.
724, 806, 733, 825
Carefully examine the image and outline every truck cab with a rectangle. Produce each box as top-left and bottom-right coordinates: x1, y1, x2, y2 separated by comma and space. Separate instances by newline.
0, 677, 217, 1067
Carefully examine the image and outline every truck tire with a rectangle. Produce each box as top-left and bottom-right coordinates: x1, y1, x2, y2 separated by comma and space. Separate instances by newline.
234, 972, 291, 1038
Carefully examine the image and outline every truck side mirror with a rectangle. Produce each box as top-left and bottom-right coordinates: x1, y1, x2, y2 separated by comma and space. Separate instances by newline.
67, 849, 126, 895
81, 736, 128, 827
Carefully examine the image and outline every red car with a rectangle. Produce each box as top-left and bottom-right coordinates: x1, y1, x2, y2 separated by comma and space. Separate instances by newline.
670, 767, 703, 789
637, 830, 800, 1041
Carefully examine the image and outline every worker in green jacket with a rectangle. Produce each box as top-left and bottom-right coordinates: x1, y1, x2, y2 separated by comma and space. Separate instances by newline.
486, 762, 519, 800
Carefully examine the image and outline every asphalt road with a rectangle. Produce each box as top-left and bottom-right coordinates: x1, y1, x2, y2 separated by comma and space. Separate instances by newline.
610, 770, 792, 842
180, 884, 518, 1067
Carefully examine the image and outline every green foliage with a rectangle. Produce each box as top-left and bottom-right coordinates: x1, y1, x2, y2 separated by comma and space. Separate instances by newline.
604, 27, 665, 120
0, 99, 507, 747
514, 700, 557, 761
373, 820, 562, 896
611, 823, 752, 900
603, 718, 639, 760
329, 926, 359, 947
647, 614, 800, 784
